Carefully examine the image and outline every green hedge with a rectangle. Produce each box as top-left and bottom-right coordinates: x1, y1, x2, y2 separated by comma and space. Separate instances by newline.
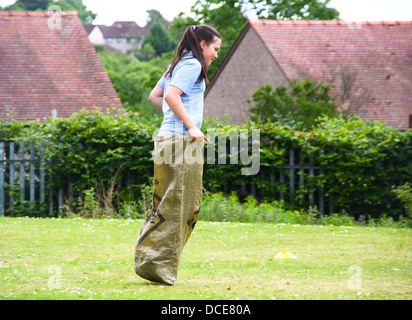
1, 109, 157, 216
202, 117, 412, 218
1, 109, 411, 219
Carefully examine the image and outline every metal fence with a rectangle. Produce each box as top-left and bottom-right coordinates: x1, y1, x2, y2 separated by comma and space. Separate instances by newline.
0, 141, 332, 216
0, 142, 51, 216
218, 147, 332, 215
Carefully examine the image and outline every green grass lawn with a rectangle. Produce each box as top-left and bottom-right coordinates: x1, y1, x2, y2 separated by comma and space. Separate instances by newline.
0, 217, 410, 300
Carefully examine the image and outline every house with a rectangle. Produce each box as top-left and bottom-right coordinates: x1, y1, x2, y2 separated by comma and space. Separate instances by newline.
84, 24, 122, 53
0, 11, 122, 121
84, 20, 172, 54
84, 24, 108, 45
204, 20, 412, 130
103, 21, 147, 53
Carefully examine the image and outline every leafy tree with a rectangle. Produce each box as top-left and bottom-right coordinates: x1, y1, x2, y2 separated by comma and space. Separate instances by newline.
52, 0, 96, 24
97, 48, 173, 115
6, 0, 49, 10
248, 79, 338, 130
3, 0, 96, 24
191, 0, 248, 77
3, 0, 42, 11
169, 12, 198, 41
146, 9, 165, 27
250, 0, 339, 20
133, 43, 156, 62
142, 22, 177, 57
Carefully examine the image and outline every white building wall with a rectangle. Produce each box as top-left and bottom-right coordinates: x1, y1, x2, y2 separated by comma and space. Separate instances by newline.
88, 27, 105, 45
105, 37, 143, 53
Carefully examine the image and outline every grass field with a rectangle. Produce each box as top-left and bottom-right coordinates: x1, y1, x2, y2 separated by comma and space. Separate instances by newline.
0, 217, 411, 300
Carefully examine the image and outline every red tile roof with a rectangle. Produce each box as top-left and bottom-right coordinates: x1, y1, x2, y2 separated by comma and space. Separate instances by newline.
249, 19, 412, 130
0, 11, 123, 121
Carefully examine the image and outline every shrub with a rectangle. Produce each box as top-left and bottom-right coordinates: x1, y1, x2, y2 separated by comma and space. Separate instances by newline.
248, 79, 338, 130
1, 110, 410, 222
203, 116, 412, 219
392, 183, 412, 227
199, 192, 358, 226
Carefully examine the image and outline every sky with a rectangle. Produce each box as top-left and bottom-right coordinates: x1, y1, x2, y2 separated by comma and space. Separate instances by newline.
0, 0, 411, 26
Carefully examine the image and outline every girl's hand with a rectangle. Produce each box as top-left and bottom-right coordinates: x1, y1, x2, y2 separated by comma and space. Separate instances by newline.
188, 127, 205, 143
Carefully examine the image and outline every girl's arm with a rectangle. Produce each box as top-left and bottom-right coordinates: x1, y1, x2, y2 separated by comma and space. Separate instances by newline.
164, 85, 204, 142
148, 85, 164, 111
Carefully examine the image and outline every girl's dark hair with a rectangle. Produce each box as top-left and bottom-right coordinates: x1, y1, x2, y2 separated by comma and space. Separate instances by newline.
165, 25, 220, 83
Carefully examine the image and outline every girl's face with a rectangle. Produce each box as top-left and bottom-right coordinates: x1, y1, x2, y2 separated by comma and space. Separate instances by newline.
201, 37, 221, 66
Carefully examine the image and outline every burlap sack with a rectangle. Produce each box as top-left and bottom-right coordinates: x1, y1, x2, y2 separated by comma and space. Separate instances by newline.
134, 133, 204, 285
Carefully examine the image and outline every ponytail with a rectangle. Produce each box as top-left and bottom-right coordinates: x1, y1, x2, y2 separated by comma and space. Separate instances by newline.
165, 25, 220, 83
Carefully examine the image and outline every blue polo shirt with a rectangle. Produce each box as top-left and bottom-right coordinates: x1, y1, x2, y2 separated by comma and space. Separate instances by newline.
157, 51, 206, 134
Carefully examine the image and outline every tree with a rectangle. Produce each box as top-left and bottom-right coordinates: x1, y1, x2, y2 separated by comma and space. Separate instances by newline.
248, 79, 339, 130
134, 43, 156, 62
52, 0, 96, 24
3, 0, 48, 11
169, 12, 198, 41
142, 22, 177, 57
97, 48, 173, 115
146, 9, 165, 27
3, 0, 96, 24
191, 0, 248, 77
8, 0, 49, 10
250, 0, 339, 20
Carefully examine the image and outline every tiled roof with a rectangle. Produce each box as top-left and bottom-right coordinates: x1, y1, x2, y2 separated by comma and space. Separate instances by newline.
104, 21, 148, 38
85, 24, 110, 36
83, 24, 95, 34
248, 19, 412, 129
85, 20, 172, 39
0, 11, 123, 121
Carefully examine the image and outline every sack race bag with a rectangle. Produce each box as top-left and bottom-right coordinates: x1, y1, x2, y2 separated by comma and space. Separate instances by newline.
134, 133, 204, 285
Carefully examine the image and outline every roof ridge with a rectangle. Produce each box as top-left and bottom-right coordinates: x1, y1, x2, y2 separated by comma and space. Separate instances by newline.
249, 19, 412, 26
0, 10, 79, 17
112, 21, 139, 24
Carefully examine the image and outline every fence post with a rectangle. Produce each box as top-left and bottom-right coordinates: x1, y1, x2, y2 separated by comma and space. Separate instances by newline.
49, 154, 54, 215
309, 160, 315, 205
9, 142, 15, 214
329, 193, 334, 215
251, 182, 256, 198
270, 168, 275, 187
19, 142, 25, 203
318, 149, 325, 216
58, 143, 63, 216
29, 143, 36, 203
40, 143, 45, 205
289, 148, 295, 204
298, 150, 304, 205
279, 169, 285, 201
0, 142, 4, 216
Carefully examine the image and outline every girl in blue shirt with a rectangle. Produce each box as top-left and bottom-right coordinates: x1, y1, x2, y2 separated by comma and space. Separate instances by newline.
135, 25, 221, 285
149, 25, 221, 140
